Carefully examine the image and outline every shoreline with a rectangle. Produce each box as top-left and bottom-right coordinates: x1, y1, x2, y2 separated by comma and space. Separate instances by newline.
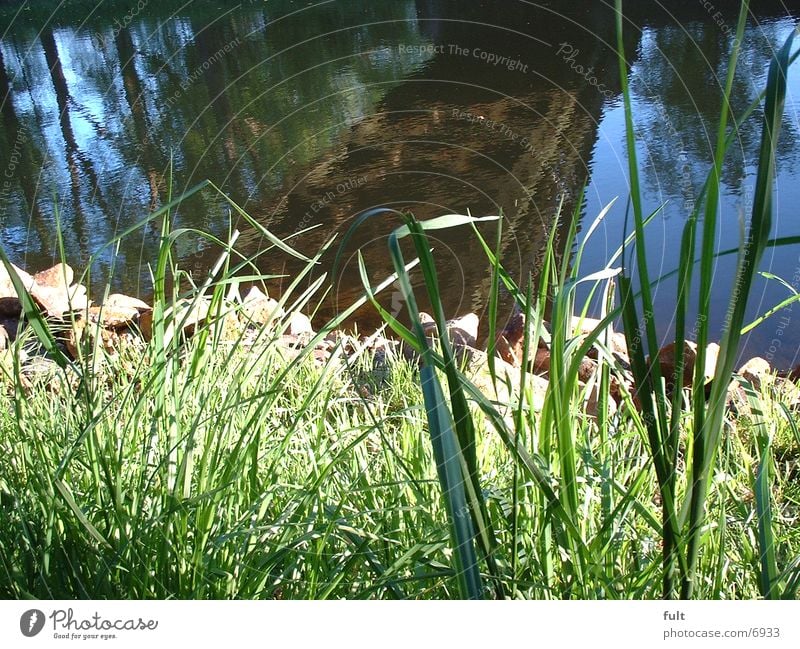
1, 259, 798, 414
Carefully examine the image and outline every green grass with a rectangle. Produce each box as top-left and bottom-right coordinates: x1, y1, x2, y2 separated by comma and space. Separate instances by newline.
0, 196, 799, 597
1, 0, 800, 599
0, 252, 798, 599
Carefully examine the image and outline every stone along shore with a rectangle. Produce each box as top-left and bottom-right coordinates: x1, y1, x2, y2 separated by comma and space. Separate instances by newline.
1, 260, 798, 415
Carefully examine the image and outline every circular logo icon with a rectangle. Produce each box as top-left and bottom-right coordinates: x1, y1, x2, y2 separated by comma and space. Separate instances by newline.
20, 609, 45, 637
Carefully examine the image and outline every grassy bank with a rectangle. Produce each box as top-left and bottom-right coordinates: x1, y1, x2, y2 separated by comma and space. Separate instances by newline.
0, 243, 798, 598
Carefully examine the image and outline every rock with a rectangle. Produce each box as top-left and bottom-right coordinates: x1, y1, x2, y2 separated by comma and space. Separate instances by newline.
244, 285, 269, 301
206, 309, 244, 343
33, 263, 74, 289
279, 334, 303, 348
417, 312, 480, 349
85, 305, 140, 329
312, 347, 332, 366
105, 293, 152, 312
468, 353, 549, 411
527, 374, 551, 411
494, 334, 519, 366
29, 282, 90, 318
138, 310, 153, 340
66, 318, 119, 358
21, 356, 60, 380
0, 263, 35, 316
167, 299, 210, 342
571, 315, 603, 337
578, 357, 597, 382
737, 356, 772, 390
241, 286, 283, 327
448, 313, 478, 347
655, 341, 718, 389
706, 342, 720, 379
494, 309, 549, 367
138, 299, 210, 343
462, 347, 549, 410
289, 311, 313, 336
609, 373, 633, 404
0, 325, 7, 351
725, 378, 750, 415
420, 313, 439, 345
531, 347, 551, 375
610, 333, 628, 355
324, 330, 358, 355
784, 364, 800, 382
586, 332, 628, 358
583, 381, 618, 419
25, 263, 90, 318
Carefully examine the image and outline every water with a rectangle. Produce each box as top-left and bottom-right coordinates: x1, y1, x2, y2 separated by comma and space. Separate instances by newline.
1, 0, 799, 367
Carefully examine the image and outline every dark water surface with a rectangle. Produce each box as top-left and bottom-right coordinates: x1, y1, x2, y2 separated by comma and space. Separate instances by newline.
1, 1, 800, 366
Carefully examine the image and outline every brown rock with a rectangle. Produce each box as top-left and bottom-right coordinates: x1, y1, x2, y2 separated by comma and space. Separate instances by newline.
29, 282, 90, 318
33, 263, 74, 289
531, 347, 551, 375
66, 319, 119, 358
494, 334, 519, 366
105, 294, 152, 312
241, 287, 283, 327
166, 299, 210, 342
0, 318, 20, 343
138, 310, 153, 340
577, 357, 598, 383
418, 312, 480, 350
655, 341, 718, 389
0, 263, 35, 316
137, 299, 210, 343
85, 305, 140, 328
494, 309, 549, 366
609, 374, 633, 404
28, 264, 86, 317
737, 356, 772, 390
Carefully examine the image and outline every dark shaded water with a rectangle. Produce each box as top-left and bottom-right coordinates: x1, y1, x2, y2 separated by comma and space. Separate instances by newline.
1, 1, 800, 366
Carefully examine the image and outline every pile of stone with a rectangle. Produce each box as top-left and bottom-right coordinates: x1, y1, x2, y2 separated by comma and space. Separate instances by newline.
0, 262, 331, 376
1, 261, 797, 414
490, 306, 800, 415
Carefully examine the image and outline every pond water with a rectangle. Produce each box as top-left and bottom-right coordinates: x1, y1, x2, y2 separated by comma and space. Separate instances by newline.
1, 0, 800, 366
